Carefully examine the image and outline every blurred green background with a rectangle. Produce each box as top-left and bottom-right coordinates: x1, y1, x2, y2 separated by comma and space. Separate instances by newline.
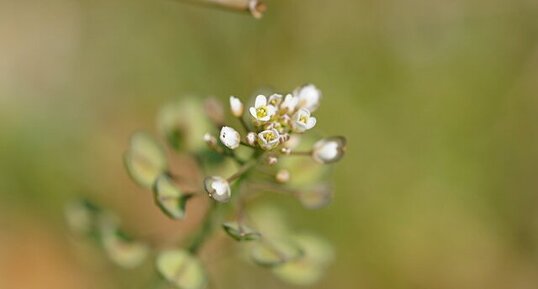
1, 0, 538, 288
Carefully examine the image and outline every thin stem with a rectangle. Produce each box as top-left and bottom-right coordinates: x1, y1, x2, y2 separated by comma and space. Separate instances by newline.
170, 0, 266, 18
223, 150, 246, 165
288, 150, 312, 156
188, 202, 217, 254
227, 160, 256, 182
239, 116, 251, 132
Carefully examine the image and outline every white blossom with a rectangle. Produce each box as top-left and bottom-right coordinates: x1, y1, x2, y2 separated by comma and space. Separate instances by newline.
292, 108, 317, 133
229, 96, 244, 117
257, 128, 280, 150
280, 93, 298, 113
268, 93, 283, 107
312, 136, 346, 164
249, 95, 277, 122
294, 84, 321, 112
204, 176, 231, 202
219, 126, 240, 149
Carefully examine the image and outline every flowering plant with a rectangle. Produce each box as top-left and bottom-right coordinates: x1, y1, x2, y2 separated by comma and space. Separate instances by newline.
66, 84, 346, 288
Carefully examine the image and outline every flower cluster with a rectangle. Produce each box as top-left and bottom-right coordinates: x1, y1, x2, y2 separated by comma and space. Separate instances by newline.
207, 84, 346, 202
66, 84, 346, 289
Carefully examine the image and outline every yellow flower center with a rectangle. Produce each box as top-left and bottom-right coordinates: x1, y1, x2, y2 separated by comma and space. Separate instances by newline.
256, 106, 268, 118
264, 132, 277, 141
299, 115, 308, 124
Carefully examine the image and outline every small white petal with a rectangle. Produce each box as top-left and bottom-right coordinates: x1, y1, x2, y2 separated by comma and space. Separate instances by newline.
219, 126, 240, 149
306, 117, 317, 129
249, 107, 258, 119
255, 95, 267, 108
229, 96, 244, 117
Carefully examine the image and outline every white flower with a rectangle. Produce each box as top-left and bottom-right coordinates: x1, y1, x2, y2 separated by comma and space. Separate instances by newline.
204, 176, 231, 202
257, 128, 280, 150
294, 84, 321, 112
312, 136, 346, 164
268, 93, 283, 107
219, 126, 240, 149
292, 108, 317, 133
249, 95, 277, 122
229, 96, 244, 117
280, 93, 298, 113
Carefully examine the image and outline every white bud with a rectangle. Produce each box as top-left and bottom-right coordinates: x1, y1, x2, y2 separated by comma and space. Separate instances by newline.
267, 155, 278, 165
312, 136, 346, 164
280, 147, 291, 155
219, 126, 240, 150
229, 96, 244, 117
246, 132, 257, 146
203, 133, 217, 146
275, 169, 290, 183
204, 176, 231, 202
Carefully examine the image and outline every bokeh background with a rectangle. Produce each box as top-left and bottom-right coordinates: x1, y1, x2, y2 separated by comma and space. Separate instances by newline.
1, 0, 538, 288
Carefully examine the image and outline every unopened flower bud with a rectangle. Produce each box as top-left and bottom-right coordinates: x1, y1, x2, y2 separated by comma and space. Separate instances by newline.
312, 136, 346, 164
229, 96, 244, 117
220, 126, 240, 150
280, 147, 291, 155
266, 155, 278, 165
204, 176, 231, 202
246, 132, 257, 146
276, 169, 290, 183
203, 133, 217, 147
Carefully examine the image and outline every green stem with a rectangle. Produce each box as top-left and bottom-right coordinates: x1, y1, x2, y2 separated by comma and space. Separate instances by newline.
188, 202, 217, 254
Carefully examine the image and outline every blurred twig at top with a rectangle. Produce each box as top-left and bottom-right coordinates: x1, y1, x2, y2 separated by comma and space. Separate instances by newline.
171, 0, 267, 18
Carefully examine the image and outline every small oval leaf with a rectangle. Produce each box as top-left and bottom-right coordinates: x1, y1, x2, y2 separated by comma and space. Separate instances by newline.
156, 249, 208, 289
64, 198, 101, 235
101, 231, 150, 269
157, 99, 212, 153
250, 239, 303, 268
98, 213, 150, 269
153, 174, 188, 219
124, 132, 167, 189
222, 222, 261, 241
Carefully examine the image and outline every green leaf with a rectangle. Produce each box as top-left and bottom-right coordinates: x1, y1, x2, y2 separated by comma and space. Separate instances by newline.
157, 99, 212, 153
153, 174, 189, 219
250, 239, 303, 268
222, 222, 261, 241
297, 184, 333, 209
64, 198, 101, 235
247, 204, 289, 238
272, 234, 334, 285
156, 249, 208, 289
99, 213, 150, 269
124, 132, 167, 189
